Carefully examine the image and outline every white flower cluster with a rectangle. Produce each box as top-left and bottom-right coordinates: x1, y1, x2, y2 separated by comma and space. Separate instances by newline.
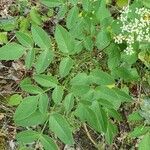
114, 6, 150, 55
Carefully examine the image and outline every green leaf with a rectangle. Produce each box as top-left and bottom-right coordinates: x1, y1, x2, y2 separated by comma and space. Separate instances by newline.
0, 43, 25, 60
71, 85, 90, 96
96, 30, 111, 50
49, 113, 74, 145
116, 0, 128, 8
59, 57, 74, 78
106, 44, 121, 70
57, 5, 68, 19
114, 67, 139, 81
52, 86, 64, 104
112, 88, 132, 102
0, 32, 8, 44
31, 25, 51, 50
91, 101, 108, 133
129, 126, 150, 138
25, 48, 35, 69
66, 6, 79, 29
33, 74, 58, 88
16, 130, 39, 143
139, 133, 150, 150
105, 121, 118, 144
20, 79, 43, 94
35, 49, 54, 74
83, 36, 93, 51
55, 25, 75, 54
8, 94, 22, 106
40, 135, 58, 150
30, 7, 42, 25
75, 103, 99, 132
14, 96, 38, 121
39, 93, 49, 114
0, 18, 16, 31
96, 3, 111, 23
107, 109, 122, 121
94, 86, 122, 109
63, 93, 74, 113
41, 0, 62, 7
89, 69, 115, 85
16, 32, 34, 48
15, 111, 47, 127
70, 73, 89, 85
128, 111, 143, 122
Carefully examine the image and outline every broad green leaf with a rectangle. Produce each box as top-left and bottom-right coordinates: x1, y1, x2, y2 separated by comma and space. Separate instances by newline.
49, 113, 74, 145
129, 125, 150, 138
14, 96, 38, 121
25, 48, 35, 69
69, 17, 85, 39
96, 3, 111, 23
15, 111, 47, 127
57, 5, 68, 19
96, 30, 111, 50
34, 74, 58, 88
35, 49, 54, 74
40, 135, 58, 150
8, 94, 22, 106
52, 86, 64, 104
16, 32, 34, 48
75, 103, 99, 132
70, 73, 89, 85
19, 17, 30, 32
31, 25, 51, 50
71, 85, 90, 96
121, 50, 138, 65
16, 130, 39, 143
97, 99, 114, 108
113, 67, 139, 81
139, 133, 150, 150
64, 93, 74, 113
0, 18, 16, 31
112, 88, 132, 102
0, 43, 25, 60
30, 7, 42, 25
143, 0, 150, 8
83, 36, 93, 51
59, 57, 74, 78
20, 81, 43, 94
66, 6, 79, 29
105, 121, 118, 144
116, 0, 128, 8
0, 32, 8, 44
75, 103, 90, 122
55, 25, 75, 54
82, 0, 90, 12
39, 93, 49, 114
94, 86, 122, 109
106, 44, 121, 70
128, 111, 143, 122
41, 0, 62, 7
91, 101, 108, 133
21, 84, 43, 94
69, 0, 78, 5
89, 69, 115, 85
107, 109, 122, 121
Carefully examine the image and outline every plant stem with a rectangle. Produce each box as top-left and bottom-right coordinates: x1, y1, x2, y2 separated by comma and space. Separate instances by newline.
83, 123, 98, 148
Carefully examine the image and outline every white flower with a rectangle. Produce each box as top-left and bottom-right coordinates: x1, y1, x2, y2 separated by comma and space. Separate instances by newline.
114, 34, 125, 44
124, 45, 134, 55
114, 6, 150, 55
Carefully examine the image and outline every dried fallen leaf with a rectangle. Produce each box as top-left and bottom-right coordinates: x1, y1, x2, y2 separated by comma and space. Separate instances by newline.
0, 113, 4, 120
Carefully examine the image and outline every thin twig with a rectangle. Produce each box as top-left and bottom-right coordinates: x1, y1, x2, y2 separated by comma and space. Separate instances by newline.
83, 123, 98, 148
